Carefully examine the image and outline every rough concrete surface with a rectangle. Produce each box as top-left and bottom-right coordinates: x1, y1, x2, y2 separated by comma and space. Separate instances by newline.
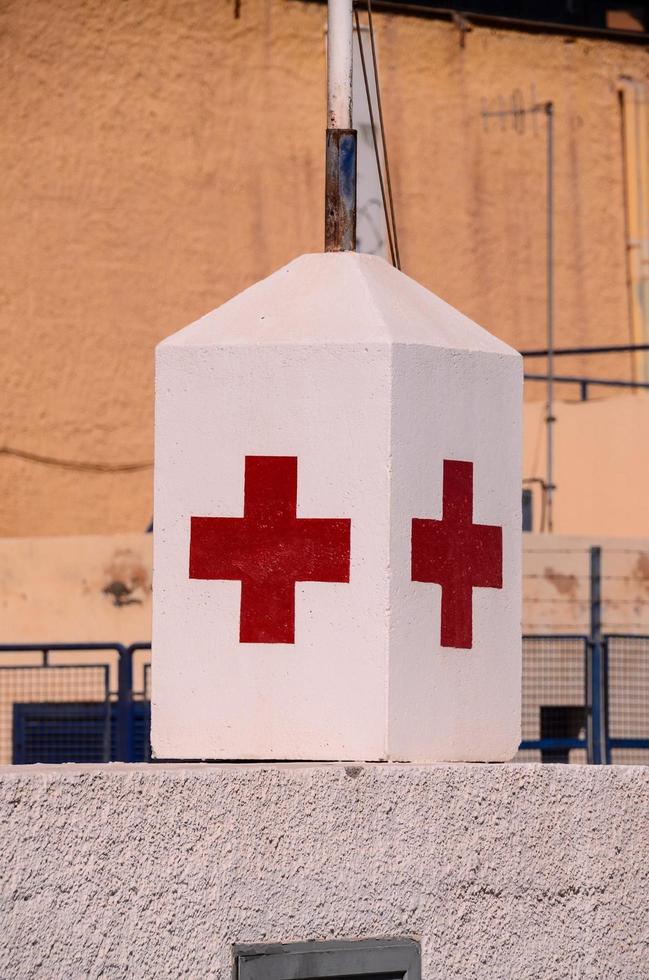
0, 763, 648, 978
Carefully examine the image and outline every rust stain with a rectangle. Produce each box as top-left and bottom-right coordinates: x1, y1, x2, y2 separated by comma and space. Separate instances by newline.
544, 566, 579, 600
102, 549, 150, 607
632, 552, 649, 596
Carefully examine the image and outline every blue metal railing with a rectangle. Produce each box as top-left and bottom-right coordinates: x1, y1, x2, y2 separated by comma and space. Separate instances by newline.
1, 636, 647, 764
0, 643, 151, 763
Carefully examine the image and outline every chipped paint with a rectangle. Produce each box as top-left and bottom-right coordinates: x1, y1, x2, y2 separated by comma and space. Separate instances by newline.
632, 552, 649, 596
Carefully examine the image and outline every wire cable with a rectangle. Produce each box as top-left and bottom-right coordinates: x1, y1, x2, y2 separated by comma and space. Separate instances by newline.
366, 0, 401, 269
0, 445, 153, 473
354, 4, 397, 267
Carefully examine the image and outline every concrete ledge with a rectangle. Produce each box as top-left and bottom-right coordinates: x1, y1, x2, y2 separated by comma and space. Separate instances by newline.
1, 763, 648, 979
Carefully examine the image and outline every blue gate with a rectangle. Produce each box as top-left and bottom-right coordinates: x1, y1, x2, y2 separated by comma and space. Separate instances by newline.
0, 644, 151, 764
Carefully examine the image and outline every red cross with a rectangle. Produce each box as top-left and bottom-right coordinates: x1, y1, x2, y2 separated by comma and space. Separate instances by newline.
411, 459, 503, 650
189, 456, 351, 644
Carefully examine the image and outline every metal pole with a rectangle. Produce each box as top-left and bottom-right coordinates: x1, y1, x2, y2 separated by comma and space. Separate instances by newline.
588, 546, 604, 765
327, 0, 353, 130
116, 644, 134, 763
325, 0, 357, 251
545, 102, 555, 532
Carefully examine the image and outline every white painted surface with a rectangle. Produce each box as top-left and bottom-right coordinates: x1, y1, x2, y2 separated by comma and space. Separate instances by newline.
153, 252, 522, 761
390, 345, 522, 760
1, 764, 648, 980
327, 0, 353, 129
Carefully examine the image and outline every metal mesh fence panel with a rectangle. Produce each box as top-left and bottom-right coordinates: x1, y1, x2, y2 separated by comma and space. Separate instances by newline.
606, 635, 649, 765
516, 635, 588, 764
0, 665, 110, 764
2, 636, 648, 766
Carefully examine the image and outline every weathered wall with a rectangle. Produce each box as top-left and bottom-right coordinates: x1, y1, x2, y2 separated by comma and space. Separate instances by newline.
0, 763, 647, 979
1, 0, 647, 537
0, 532, 152, 645
523, 533, 649, 634
2, 530, 649, 645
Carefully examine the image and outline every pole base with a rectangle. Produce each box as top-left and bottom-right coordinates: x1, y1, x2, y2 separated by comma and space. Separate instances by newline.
325, 128, 357, 252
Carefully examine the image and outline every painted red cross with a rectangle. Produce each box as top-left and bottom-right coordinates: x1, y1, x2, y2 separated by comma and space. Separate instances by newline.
189, 455, 351, 644
411, 459, 503, 650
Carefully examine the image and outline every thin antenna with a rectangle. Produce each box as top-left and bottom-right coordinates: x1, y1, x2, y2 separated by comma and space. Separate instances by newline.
325, 0, 357, 251
545, 100, 555, 533
482, 89, 555, 531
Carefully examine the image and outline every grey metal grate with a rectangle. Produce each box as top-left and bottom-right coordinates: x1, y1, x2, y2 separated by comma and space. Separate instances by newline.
234, 939, 421, 980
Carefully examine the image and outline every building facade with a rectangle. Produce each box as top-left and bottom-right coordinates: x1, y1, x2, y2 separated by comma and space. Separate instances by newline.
1, 0, 649, 536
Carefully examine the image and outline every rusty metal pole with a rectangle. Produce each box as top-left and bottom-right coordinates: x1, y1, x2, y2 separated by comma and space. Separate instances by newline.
325, 0, 357, 251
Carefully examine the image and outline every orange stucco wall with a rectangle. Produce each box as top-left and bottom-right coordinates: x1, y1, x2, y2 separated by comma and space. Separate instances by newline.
523, 393, 649, 537
1, 0, 647, 537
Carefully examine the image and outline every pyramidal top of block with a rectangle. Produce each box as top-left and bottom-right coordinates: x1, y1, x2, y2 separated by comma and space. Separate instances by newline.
160, 251, 518, 356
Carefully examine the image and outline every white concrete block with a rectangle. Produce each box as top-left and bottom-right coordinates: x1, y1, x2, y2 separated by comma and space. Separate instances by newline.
152, 252, 522, 761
